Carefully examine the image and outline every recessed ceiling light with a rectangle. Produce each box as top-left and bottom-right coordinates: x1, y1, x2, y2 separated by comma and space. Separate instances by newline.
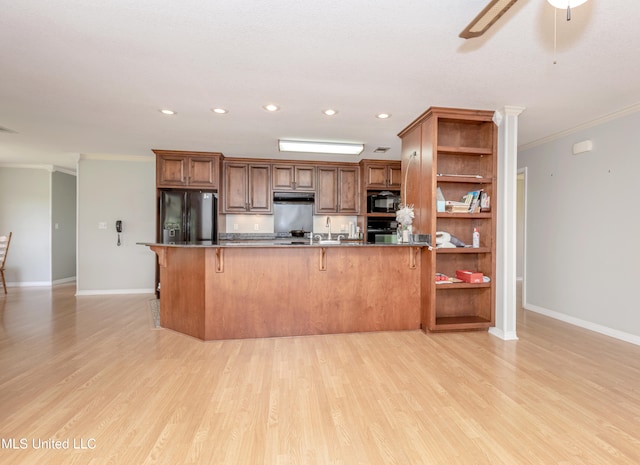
211, 108, 228, 114
263, 104, 280, 112
322, 109, 338, 116
160, 109, 176, 115
376, 113, 391, 119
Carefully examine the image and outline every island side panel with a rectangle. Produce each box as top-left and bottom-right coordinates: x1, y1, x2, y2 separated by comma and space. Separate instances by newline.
156, 247, 206, 339
204, 247, 421, 340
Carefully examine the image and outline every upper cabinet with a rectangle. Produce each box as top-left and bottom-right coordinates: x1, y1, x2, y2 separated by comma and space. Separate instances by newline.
272, 164, 316, 191
361, 160, 402, 189
222, 161, 271, 214
154, 150, 221, 189
316, 165, 360, 214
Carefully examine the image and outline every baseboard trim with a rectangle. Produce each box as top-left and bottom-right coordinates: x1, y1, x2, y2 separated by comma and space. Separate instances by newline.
75, 288, 155, 296
5, 281, 51, 288
488, 327, 519, 341
525, 302, 640, 347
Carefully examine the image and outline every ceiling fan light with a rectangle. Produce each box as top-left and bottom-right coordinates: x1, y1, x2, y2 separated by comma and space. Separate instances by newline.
547, 0, 589, 8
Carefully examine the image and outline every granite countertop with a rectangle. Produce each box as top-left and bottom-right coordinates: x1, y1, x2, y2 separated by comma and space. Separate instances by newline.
139, 233, 430, 248
140, 240, 429, 248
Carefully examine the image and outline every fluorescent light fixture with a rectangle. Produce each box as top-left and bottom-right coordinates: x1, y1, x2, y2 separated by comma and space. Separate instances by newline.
278, 139, 364, 155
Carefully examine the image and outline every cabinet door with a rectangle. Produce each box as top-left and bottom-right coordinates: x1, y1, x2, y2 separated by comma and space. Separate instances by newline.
387, 163, 402, 188
364, 164, 388, 188
248, 164, 271, 212
272, 165, 295, 191
188, 157, 219, 188
294, 166, 316, 191
157, 155, 188, 187
223, 163, 249, 212
338, 167, 359, 213
316, 167, 338, 213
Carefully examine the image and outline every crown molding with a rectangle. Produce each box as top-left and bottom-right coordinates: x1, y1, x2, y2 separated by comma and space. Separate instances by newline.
520, 102, 640, 151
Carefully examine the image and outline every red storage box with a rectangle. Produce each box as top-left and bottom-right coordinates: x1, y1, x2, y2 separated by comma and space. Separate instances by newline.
456, 270, 484, 283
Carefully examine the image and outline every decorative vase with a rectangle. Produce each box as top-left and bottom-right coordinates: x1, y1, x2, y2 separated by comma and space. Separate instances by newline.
402, 229, 410, 244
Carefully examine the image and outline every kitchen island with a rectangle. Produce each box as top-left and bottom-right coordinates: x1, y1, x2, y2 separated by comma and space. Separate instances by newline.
145, 242, 427, 340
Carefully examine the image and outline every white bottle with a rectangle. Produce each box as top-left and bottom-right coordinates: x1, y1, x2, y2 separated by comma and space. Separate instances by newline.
472, 227, 480, 248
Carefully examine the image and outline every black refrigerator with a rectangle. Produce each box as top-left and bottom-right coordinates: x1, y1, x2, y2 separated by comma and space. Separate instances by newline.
159, 190, 218, 244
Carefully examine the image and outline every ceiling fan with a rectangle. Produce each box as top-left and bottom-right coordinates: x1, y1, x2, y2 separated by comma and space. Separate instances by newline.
459, 0, 519, 39
459, 0, 588, 39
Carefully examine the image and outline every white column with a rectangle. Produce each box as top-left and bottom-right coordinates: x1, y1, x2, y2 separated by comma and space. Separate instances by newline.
489, 106, 525, 341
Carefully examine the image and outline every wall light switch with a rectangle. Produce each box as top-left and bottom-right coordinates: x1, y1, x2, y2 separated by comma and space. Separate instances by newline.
233, 223, 239, 231
98, 222, 107, 230
254, 224, 259, 231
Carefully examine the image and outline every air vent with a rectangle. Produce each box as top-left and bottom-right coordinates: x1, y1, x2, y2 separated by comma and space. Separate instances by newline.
373, 147, 390, 153
0, 126, 18, 134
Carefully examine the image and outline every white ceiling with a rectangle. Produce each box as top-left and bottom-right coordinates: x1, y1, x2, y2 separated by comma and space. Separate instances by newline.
1, 0, 639, 170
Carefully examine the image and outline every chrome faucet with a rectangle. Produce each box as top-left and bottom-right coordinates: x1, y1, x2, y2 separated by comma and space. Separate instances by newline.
326, 216, 332, 240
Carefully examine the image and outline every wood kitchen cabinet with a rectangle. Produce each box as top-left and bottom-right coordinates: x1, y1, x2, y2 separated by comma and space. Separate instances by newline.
316, 165, 359, 214
399, 107, 497, 332
272, 164, 316, 191
361, 160, 402, 189
154, 150, 221, 189
222, 161, 271, 213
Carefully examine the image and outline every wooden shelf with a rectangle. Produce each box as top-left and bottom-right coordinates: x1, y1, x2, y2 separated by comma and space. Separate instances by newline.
433, 315, 493, 331
436, 212, 492, 219
436, 247, 491, 254
437, 146, 493, 156
436, 175, 493, 184
435, 282, 491, 290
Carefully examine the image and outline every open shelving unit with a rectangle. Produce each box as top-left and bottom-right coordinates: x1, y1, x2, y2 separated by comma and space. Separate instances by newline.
398, 107, 497, 332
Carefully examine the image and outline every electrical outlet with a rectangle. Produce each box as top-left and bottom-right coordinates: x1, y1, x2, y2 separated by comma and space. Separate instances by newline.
233, 224, 239, 231
98, 222, 107, 230
340, 224, 346, 232
254, 224, 259, 231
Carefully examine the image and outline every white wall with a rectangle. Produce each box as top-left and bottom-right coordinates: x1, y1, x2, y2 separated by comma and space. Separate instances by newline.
518, 110, 640, 342
516, 173, 525, 279
52, 170, 76, 282
0, 167, 51, 285
76, 157, 156, 294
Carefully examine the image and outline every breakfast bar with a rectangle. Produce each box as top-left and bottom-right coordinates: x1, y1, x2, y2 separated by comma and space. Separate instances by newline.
146, 242, 426, 340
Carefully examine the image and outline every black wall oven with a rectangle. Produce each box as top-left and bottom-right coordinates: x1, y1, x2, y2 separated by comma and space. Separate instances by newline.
366, 218, 398, 243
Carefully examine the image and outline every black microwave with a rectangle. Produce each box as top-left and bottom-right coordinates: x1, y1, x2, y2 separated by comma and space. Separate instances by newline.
367, 191, 400, 213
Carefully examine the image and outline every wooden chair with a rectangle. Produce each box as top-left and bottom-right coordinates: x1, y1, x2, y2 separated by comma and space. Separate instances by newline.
0, 232, 12, 294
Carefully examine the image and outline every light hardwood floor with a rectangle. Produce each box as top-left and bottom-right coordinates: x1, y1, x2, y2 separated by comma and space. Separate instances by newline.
1, 284, 639, 465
